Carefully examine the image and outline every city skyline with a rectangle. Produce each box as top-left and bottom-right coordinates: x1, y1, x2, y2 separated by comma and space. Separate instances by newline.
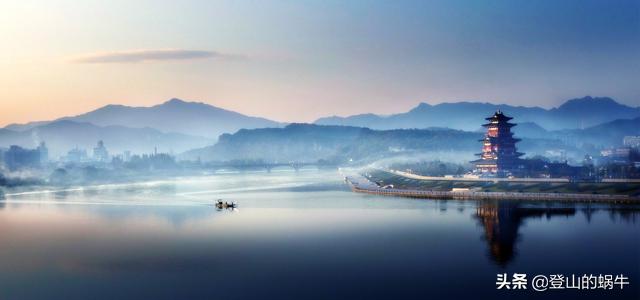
1, 0, 638, 126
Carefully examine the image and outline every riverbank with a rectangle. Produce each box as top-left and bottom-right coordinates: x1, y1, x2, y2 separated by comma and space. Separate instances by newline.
346, 170, 640, 203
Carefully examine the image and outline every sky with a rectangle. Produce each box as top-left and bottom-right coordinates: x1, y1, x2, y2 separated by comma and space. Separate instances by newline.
0, 0, 638, 126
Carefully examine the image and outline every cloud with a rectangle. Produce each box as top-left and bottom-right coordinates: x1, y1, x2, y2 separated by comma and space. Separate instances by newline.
71, 49, 240, 64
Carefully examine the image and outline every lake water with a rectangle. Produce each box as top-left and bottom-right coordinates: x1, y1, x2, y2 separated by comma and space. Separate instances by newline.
1, 169, 638, 299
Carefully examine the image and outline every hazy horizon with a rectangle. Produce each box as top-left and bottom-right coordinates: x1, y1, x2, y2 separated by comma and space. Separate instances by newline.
7, 95, 640, 128
1, 0, 638, 126
2, 94, 635, 128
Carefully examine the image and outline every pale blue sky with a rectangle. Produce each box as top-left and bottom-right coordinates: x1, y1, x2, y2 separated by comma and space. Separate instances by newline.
0, 0, 638, 125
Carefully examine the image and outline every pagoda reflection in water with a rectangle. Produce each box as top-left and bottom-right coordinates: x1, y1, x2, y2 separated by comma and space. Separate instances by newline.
475, 201, 576, 266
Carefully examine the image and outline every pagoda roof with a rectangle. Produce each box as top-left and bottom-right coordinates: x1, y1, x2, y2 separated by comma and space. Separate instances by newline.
474, 151, 525, 157
472, 156, 522, 161
470, 158, 490, 163
470, 158, 498, 164
485, 136, 521, 143
485, 110, 513, 121
482, 122, 516, 127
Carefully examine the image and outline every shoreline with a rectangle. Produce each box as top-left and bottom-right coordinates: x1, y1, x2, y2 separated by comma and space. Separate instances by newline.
346, 174, 640, 204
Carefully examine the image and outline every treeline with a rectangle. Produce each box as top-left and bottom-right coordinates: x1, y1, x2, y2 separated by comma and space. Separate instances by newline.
184, 124, 484, 163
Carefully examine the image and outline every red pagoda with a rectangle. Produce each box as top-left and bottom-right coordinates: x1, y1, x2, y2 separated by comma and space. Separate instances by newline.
471, 110, 524, 176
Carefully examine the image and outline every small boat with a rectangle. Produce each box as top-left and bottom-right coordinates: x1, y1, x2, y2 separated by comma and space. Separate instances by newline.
215, 199, 237, 209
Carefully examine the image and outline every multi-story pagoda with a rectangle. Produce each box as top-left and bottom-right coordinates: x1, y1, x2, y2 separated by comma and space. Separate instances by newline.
471, 110, 524, 176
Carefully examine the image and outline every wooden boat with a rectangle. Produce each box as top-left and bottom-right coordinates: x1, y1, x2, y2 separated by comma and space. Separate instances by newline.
215, 199, 237, 209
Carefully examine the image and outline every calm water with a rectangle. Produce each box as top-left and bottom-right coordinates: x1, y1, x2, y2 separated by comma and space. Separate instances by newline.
0, 169, 638, 299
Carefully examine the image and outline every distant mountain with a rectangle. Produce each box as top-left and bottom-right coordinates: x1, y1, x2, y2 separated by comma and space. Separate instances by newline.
510, 122, 550, 139
315, 96, 640, 131
180, 123, 520, 164
478, 116, 640, 147
313, 113, 382, 128
551, 117, 640, 147
4, 121, 50, 132
0, 120, 212, 158
182, 124, 367, 162
181, 115, 640, 164
5, 98, 282, 139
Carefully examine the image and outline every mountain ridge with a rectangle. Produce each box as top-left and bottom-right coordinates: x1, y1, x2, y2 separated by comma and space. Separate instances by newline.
182, 115, 640, 163
315, 96, 640, 131
5, 98, 283, 139
4, 96, 638, 142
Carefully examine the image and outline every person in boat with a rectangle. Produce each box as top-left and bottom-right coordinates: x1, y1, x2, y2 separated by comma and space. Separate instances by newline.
215, 200, 237, 208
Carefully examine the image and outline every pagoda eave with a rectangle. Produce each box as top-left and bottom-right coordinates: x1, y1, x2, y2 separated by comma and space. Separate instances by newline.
470, 159, 497, 164
484, 116, 513, 121
482, 123, 516, 127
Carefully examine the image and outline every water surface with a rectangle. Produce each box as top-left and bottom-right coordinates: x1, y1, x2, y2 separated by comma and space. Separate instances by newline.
1, 169, 638, 299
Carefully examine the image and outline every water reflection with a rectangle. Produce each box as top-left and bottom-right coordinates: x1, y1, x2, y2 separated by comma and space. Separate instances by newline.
475, 200, 640, 267
475, 201, 575, 266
